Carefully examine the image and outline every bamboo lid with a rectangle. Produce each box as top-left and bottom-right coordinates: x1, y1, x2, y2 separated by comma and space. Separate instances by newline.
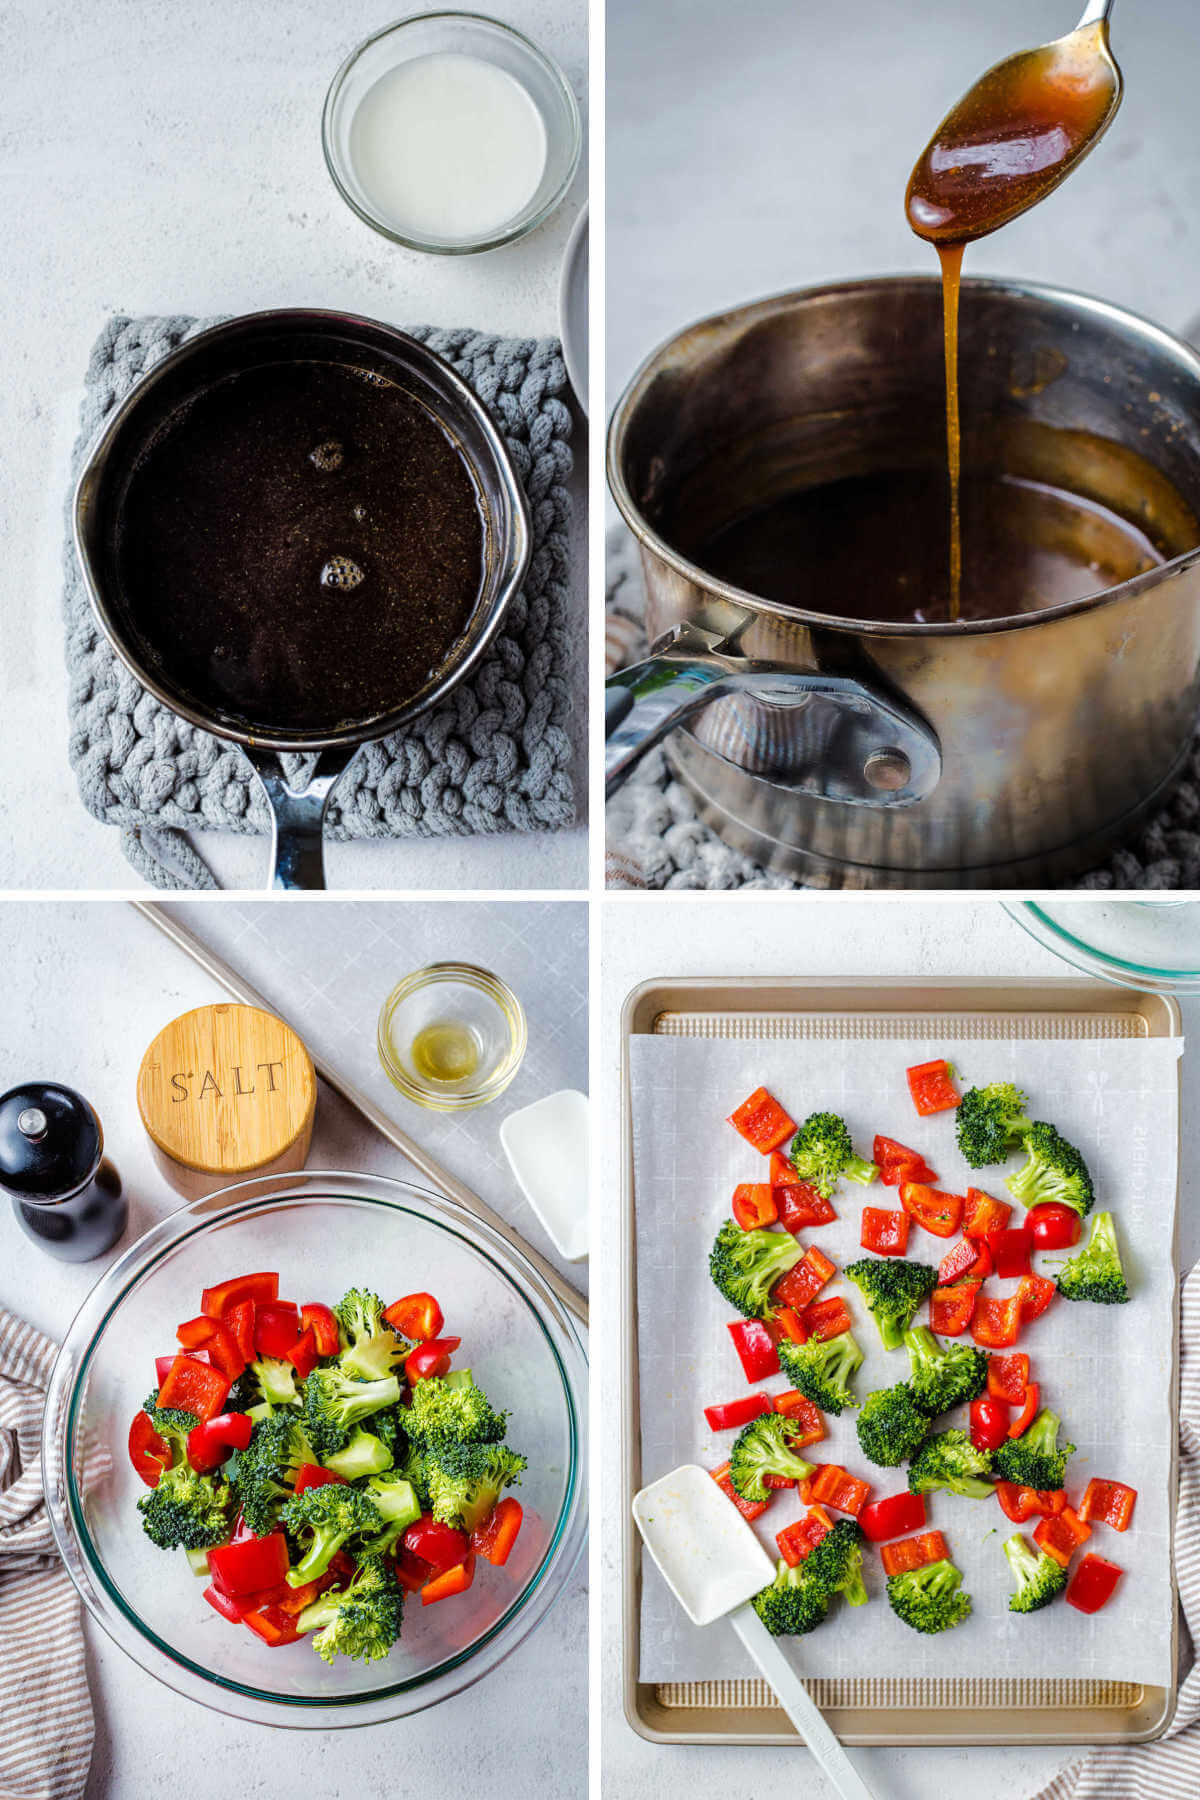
137, 1004, 316, 1195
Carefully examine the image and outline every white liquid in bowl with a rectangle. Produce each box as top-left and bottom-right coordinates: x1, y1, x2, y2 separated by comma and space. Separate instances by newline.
349, 51, 548, 242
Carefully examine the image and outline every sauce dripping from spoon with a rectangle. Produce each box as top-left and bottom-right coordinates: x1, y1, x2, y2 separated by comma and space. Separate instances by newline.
906, 2, 1122, 620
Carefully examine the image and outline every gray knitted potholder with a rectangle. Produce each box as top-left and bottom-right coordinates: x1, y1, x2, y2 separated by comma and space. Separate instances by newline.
64, 316, 576, 889
606, 527, 1200, 891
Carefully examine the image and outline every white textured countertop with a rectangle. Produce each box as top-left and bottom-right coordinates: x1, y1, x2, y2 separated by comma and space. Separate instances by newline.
600, 896, 1198, 1800
0, 0, 587, 892
0, 898, 587, 1797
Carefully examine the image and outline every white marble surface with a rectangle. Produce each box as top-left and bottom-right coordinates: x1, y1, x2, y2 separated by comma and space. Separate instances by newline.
0, 0, 588, 892
599, 896, 1199, 1800
0, 898, 586, 1797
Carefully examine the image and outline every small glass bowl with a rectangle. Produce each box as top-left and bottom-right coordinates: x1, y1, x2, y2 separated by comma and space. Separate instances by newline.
322, 12, 582, 254
378, 963, 527, 1110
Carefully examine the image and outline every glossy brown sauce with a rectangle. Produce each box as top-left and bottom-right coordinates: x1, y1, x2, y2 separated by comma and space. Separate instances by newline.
693, 467, 1162, 625
115, 360, 485, 732
906, 20, 1119, 619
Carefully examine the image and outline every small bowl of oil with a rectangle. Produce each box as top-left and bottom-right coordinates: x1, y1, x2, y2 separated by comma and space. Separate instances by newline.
377, 963, 527, 1111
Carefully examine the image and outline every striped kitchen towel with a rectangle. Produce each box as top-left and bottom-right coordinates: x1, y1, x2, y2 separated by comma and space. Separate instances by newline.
0, 1313, 95, 1800
1031, 1261, 1200, 1798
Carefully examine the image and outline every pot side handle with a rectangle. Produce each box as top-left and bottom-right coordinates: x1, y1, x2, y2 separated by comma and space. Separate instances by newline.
242, 744, 356, 890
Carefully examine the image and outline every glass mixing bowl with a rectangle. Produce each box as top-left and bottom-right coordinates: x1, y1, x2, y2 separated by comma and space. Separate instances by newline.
1004, 899, 1200, 994
42, 1171, 587, 1726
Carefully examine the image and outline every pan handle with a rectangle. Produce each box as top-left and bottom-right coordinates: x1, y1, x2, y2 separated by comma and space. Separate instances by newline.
605, 625, 941, 807
242, 745, 356, 889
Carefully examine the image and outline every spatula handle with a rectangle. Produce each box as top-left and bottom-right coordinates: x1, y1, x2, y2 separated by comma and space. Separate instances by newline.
729, 1604, 877, 1800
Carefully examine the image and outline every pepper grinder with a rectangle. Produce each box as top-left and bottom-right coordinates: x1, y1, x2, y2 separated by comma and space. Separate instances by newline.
0, 1083, 127, 1262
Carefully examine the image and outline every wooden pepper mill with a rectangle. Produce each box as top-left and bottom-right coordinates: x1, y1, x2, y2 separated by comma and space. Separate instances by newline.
137, 1003, 316, 1199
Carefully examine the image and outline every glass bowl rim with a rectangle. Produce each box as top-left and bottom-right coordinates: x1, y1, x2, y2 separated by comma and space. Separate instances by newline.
377, 961, 528, 1109
1004, 900, 1200, 993
42, 1169, 587, 1727
321, 10, 583, 255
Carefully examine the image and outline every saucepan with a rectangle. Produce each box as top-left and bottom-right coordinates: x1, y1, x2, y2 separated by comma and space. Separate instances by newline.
75, 309, 530, 889
606, 278, 1200, 888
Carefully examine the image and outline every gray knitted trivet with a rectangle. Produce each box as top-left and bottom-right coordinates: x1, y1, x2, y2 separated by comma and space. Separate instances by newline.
606, 526, 1200, 890
64, 316, 576, 889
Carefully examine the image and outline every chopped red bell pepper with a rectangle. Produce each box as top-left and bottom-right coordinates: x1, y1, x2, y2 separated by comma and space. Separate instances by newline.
969, 1395, 1010, 1451
406, 1335, 462, 1382
1008, 1383, 1041, 1438
769, 1150, 802, 1187
1034, 1507, 1092, 1568
930, 1279, 982, 1337
383, 1291, 445, 1343
471, 1498, 523, 1566
223, 1299, 257, 1365
880, 1530, 948, 1577
762, 1473, 797, 1491
776, 1505, 834, 1568
987, 1353, 1030, 1405
299, 1302, 341, 1356
1079, 1478, 1137, 1533
971, 1294, 1023, 1349
1066, 1554, 1123, 1614
771, 1391, 825, 1447
899, 1181, 963, 1238
253, 1302, 301, 1360
874, 1136, 938, 1186
963, 1189, 1013, 1238
293, 1463, 348, 1494
187, 1411, 253, 1474
704, 1394, 773, 1432
394, 1547, 434, 1594
772, 1306, 808, 1345
203, 1583, 247, 1624
727, 1088, 797, 1154
803, 1464, 871, 1517
208, 1531, 290, 1597
861, 1207, 910, 1256
201, 1272, 279, 1318
1016, 1274, 1056, 1324
731, 1183, 779, 1231
242, 1602, 303, 1646
1025, 1203, 1082, 1250
858, 1491, 927, 1543
775, 1182, 837, 1232
157, 1352, 231, 1423
127, 1409, 172, 1487
985, 1227, 1033, 1280
403, 1515, 471, 1576
155, 1349, 210, 1386
772, 1246, 836, 1311
422, 1554, 476, 1605
938, 1237, 983, 1286
801, 1296, 852, 1341
727, 1319, 780, 1382
995, 1481, 1066, 1523
288, 1327, 321, 1382
906, 1059, 960, 1116
711, 1462, 769, 1522
176, 1315, 246, 1381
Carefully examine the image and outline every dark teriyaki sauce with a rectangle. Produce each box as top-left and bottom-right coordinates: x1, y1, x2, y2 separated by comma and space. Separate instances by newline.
115, 360, 486, 732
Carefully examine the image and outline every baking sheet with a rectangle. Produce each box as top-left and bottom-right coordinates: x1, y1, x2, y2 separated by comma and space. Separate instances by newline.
630, 1032, 1180, 1690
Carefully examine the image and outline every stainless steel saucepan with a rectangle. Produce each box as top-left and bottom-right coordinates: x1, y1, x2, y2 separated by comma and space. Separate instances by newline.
606, 278, 1200, 888
75, 309, 530, 889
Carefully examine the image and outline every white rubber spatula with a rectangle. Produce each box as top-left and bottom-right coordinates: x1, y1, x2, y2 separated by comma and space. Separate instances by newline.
633, 1465, 877, 1800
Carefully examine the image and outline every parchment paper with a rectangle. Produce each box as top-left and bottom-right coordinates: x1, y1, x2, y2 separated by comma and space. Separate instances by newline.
630, 1033, 1181, 1687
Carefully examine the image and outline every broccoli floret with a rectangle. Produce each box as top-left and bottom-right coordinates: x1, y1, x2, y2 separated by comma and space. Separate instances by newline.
322, 1427, 394, 1482
789, 1111, 878, 1198
1004, 1532, 1069, 1614
137, 1459, 233, 1550
358, 1476, 422, 1559
1006, 1122, 1094, 1218
752, 1557, 829, 1636
141, 1391, 200, 1446
856, 1383, 930, 1467
395, 1441, 432, 1509
403, 1372, 508, 1449
301, 1366, 403, 1461
240, 1357, 301, 1409
804, 1518, 868, 1608
903, 1327, 989, 1415
907, 1429, 994, 1499
777, 1331, 864, 1416
845, 1258, 938, 1351
281, 1482, 384, 1585
423, 1440, 526, 1533
993, 1409, 1075, 1492
334, 1287, 410, 1382
708, 1219, 801, 1320
887, 1559, 971, 1634
231, 1411, 317, 1537
296, 1555, 405, 1664
955, 1083, 1032, 1168
1054, 1212, 1129, 1305
728, 1414, 817, 1504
